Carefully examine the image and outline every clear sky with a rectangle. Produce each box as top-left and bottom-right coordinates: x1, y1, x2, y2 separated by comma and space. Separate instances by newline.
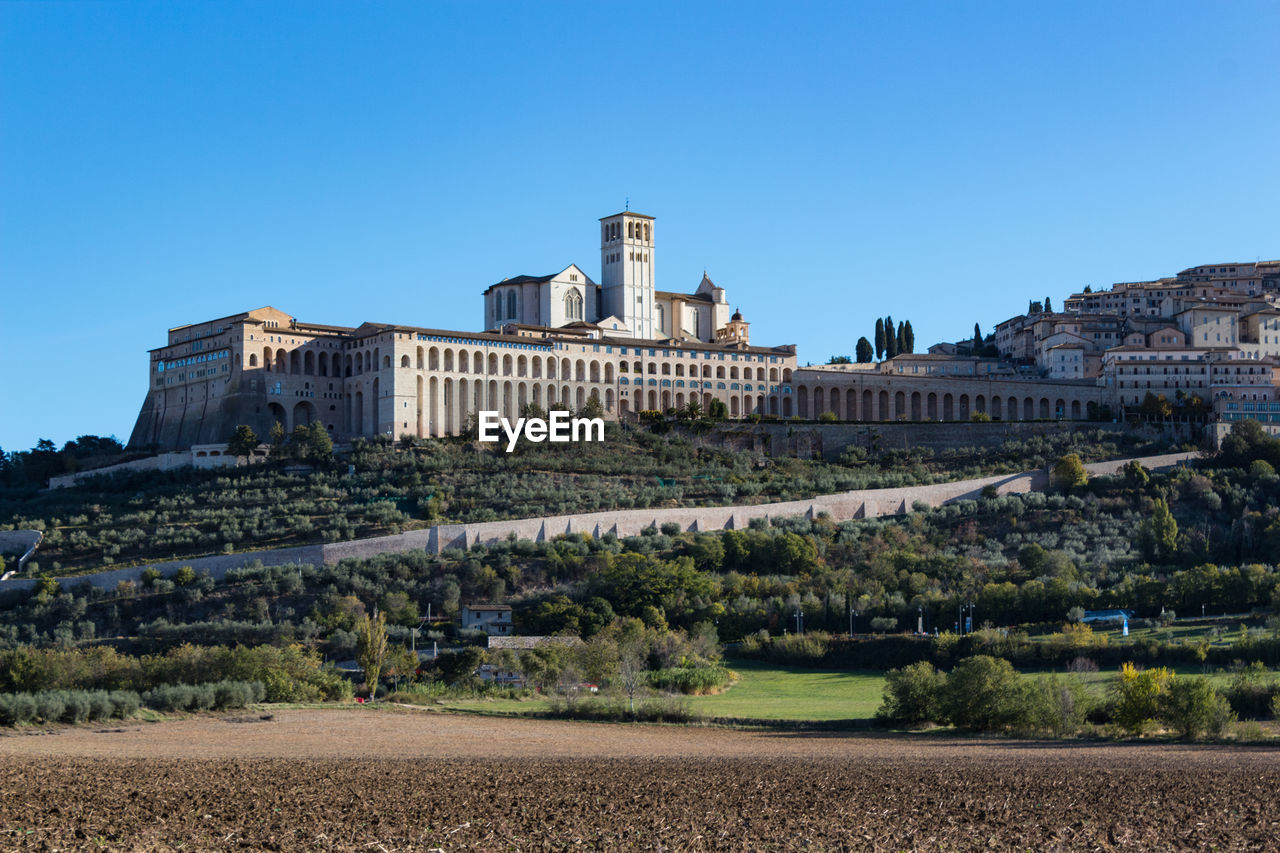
2, 1, 1278, 451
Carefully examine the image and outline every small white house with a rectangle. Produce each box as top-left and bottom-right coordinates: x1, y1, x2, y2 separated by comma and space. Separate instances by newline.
461, 604, 513, 636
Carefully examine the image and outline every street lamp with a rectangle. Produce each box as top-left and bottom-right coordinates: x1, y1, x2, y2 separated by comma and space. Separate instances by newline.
794, 608, 804, 635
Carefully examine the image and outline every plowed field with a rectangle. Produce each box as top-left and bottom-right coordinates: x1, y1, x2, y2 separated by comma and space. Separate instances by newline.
0, 709, 1275, 851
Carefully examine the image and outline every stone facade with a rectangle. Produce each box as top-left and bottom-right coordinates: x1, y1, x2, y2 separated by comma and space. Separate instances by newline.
129, 211, 799, 451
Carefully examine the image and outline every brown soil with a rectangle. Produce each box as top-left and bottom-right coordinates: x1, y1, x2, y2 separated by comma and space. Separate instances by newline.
0, 708, 1275, 850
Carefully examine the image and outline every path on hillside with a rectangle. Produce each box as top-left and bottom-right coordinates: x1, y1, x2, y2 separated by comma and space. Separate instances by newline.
2, 451, 1196, 592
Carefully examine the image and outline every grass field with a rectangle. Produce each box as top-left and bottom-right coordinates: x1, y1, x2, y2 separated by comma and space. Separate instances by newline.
689, 660, 886, 722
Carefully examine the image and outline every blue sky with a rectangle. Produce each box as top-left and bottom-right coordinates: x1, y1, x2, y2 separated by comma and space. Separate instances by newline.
2, 1, 1278, 451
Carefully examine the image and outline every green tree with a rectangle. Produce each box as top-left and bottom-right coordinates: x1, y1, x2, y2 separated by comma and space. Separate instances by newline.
355, 609, 388, 694
902, 321, 914, 354
874, 318, 885, 361
1141, 498, 1179, 562
706, 398, 728, 420
855, 337, 874, 363
1159, 676, 1232, 740
1051, 453, 1088, 491
1122, 459, 1149, 488
884, 315, 897, 358
973, 322, 983, 351
1044, 296, 1053, 313
827, 355, 852, 365
877, 660, 946, 724
579, 394, 604, 420
226, 425, 259, 460
268, 420, 286, 451
384, 644, 419, 691
942, 655, 1022, 731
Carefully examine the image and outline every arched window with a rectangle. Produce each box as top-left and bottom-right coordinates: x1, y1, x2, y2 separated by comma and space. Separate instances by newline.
564, 290, 583, 321
494, 292, 503, 321
656, 304, 665, 334
507, 290, 517, 319
644, 223, 650, 242
627, 221, 634, 238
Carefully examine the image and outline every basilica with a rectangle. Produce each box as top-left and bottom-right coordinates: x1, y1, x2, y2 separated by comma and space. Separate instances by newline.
128, 210, 799, 451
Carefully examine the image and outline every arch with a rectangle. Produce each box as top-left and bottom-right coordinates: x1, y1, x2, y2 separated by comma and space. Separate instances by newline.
262, 347, 272, 371
503, 354, 513, 377
959, 394, 970, 420
517, 381, 528, 412
862, 389, 873, 420
757, 367, 766, 381
926, 392, 937, 420
757, 394, 765, 415
648, 390, 658, 410
604, 363, 614, 382
605, 388, 614, 412
975, 394, 986, 415
770, 367, 779, 382
894, 391, 906, 420
661, 390, 671, 410
675, 392, 685, 409
458, 350, 469, 373
991, 396, 1003, 420
943, 393, 954, 421
444, 349, 454, 372
797, 385, 810, 418
716, 365, 726, 379
1039, 398, 1051, 419
830, 388, 842, 419
877, 390, 889, 421
507, 290, 517, 320
417, 346, 425, 369
428, 376, 440, 437
249, 353, 259, 368
782, 396, 793, 417
304, 351, 315, 375
564, 289, 583, 321
1007, 397, 1019, 420
416, 376, 424, 437
518, 355, 528, 378
266, 404, 286, 432
531, 357, 541, 379
430, 347, 441, 371
489, 353, 499, 375
372, 377, 380, 434
575, 360, 586, 381
293, 401, 314, 427
729, 366, 739, 380
546, 357, 556, 379
1024, 397, 1035, 421
911, 391, 922, 421
289, 350, 300, 375
769, 396, 779, 415
1055, 398, 1067, 419
401, 354, 410, 368
277, 348, 288, 374
590, 361, 600, 382
730, 396, 740, 416
562, 358, 571, 378
354, 391, 364, 434
662, 363, 672, 376
783, 368, 793, 382
577, 387, 587, 410
345, 354, 353, 377
373, 348, 380, 371
846, 389, 856, 420
1070, 399, 1082, 420
318, 352, 328, 376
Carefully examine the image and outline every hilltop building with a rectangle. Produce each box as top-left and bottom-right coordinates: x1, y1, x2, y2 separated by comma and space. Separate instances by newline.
128, 211, 798, 451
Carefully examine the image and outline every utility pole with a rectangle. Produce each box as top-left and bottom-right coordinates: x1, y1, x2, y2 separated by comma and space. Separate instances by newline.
794, 609, 803, 635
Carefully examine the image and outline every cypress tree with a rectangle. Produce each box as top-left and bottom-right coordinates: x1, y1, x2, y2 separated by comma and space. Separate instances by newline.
856, 336, 874, 363
874, 318, 885, 361
885, 315, 897, 358
903, 321, 915, 354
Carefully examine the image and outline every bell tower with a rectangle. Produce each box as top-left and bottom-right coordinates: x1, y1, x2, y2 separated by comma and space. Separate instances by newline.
600, 211, 656, 339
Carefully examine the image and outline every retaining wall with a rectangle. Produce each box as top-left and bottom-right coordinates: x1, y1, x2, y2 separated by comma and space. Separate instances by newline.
3, 452, 1195, 593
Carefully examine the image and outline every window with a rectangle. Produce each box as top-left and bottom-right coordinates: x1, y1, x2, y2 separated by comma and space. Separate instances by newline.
507, 291, 517, 319
564, 290, 583, 321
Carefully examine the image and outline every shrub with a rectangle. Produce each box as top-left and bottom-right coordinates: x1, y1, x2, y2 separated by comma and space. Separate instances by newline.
645, 666, 732, 695
1160, 677, 1233, 740
869, 617, 898, 634
1018, 675, 1093, 737
942, 655, 1022, 731
1112, 663, 1172, 736
877, 661, 946, 725
57, 690, 92, 724
0, 693, 36, 725
34, 692, 65, 724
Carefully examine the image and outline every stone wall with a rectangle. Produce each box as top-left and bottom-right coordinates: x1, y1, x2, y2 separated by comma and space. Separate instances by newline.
1, 451, 1195, 593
